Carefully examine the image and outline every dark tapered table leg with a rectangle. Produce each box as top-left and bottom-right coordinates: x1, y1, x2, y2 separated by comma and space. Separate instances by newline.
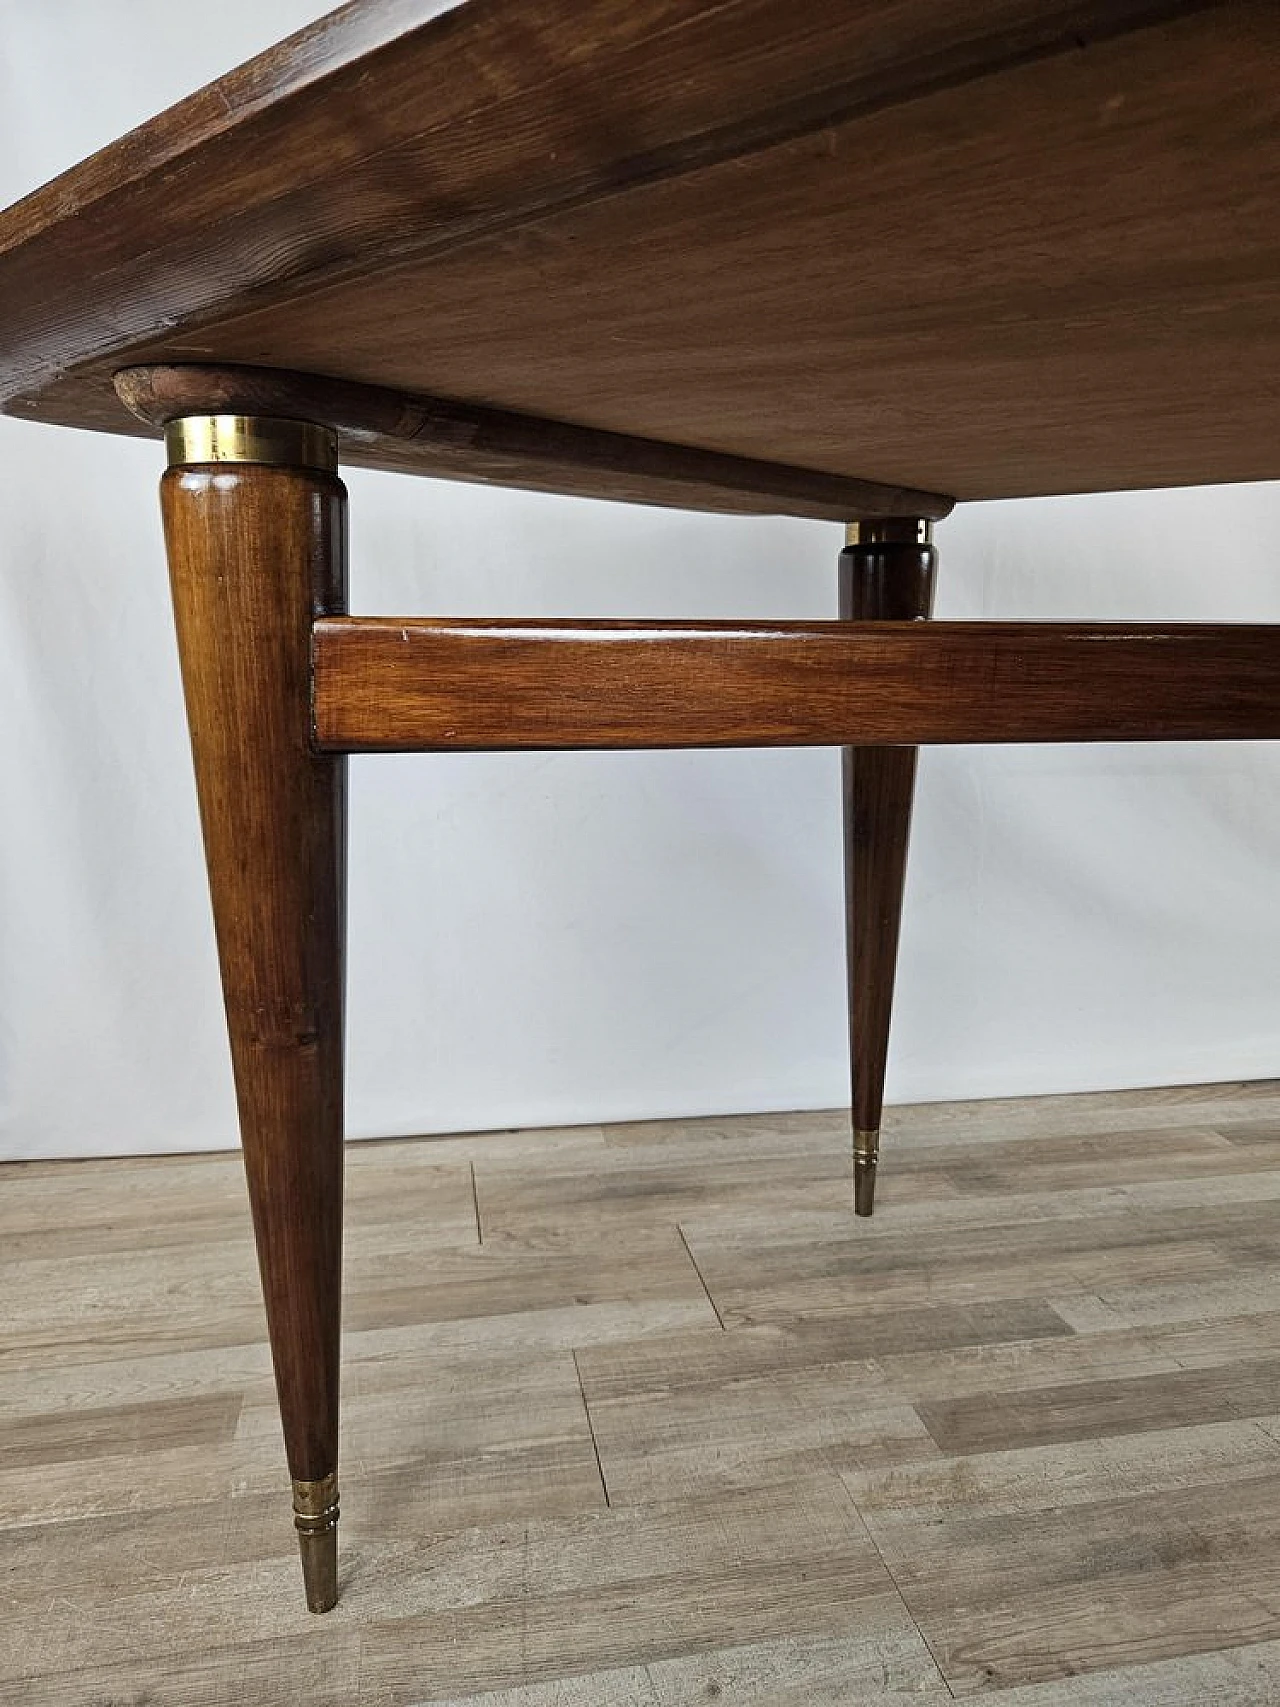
840, 519, 938, 1215
159, 415, 347, 1611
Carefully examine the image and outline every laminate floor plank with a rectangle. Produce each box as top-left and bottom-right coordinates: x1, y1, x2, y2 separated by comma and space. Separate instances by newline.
586, 1375, 940, 1503
575, 1300, 1073, 1404
970, 1636, 1280, 1705
1, 1391, 241, 1471
235, 1350, 593, 1480
579, 1311, 1280, 1446
0, 1337, 276, 1420
600, 1107, 849, 1149
912, 1124, 1267, 1196
351, 1124, 609, 1170
882, 1081, 1280, 1145
851, 1467, 1280, 1693
917, 1358, 1280, 1456
870, 1310, 1280, 1401
351, 1480, 917, 1704
419, 1624, 955, 1704
0, 1630, 366, 1707
664, 1178, 1280, 1251
680, 1224, 1234, 1327
843, 1417, 1280, 1528
1053, 1271, 1280, 1333
7, 1079, 1280, 1704
471, 1148, 864, 1247
1215, 1118, 1280, 1153
342, 1229, 715, 1333
0, 1154, 479, 1261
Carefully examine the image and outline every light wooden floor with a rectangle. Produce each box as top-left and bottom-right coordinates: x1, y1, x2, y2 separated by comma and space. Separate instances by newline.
6, 1082, 1280, 1704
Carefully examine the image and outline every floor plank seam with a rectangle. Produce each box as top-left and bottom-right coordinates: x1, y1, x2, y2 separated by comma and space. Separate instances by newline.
470, 1161, 484, 1246
571, 1347, 612, 1509
835, 1471, 958, 1701
676, 1223, 726, 1330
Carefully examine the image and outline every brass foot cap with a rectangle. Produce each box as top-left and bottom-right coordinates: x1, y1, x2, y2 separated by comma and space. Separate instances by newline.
298, 1526, 338, 1614
853, 1129, 879, 1218
293, 1472, 339, 1614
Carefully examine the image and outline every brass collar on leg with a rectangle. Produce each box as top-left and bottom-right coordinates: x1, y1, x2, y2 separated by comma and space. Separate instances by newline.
844, 518, 932, 547
292, 1470, 340, 1526
164, 414, 338, 473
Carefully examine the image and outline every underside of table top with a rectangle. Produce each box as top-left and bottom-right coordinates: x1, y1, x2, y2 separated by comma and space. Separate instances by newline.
1, 0, 1277, 517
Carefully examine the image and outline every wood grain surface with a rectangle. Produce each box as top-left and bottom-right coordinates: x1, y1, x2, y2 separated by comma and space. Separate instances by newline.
161, 461, 348, 1598
1, 3, 1278, 507
840, 535, 937, 1213
5, 1080, 1280, 1701
311, 617, 1280, 751
110, 363, 950, 521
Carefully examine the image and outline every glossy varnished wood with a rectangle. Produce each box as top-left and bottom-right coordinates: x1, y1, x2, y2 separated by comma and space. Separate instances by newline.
161, 459, 347, 1610
7, 1082, 1280, 1701
310, 618, 1280, 752
2, 4, 1279, 506
840, 536, 937, 1216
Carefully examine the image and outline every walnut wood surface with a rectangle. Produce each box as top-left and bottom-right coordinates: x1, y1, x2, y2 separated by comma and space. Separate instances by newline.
112, 365, 950, 522
2, 3, 1278, 507
311, 618, 1280, 752
161, 463, 347, 1599
841, 539, 938, 1215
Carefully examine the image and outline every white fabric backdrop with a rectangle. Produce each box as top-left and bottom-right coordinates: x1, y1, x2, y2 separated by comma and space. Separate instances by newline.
2, 0, 1277, 1161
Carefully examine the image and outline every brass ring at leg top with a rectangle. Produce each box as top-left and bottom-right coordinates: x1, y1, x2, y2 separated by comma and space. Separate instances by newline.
845, 518, 932, 547
165, 415, 338, 473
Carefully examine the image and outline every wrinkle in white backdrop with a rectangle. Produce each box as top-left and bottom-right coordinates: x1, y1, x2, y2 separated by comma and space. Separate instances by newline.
1, 0, 1277, 1160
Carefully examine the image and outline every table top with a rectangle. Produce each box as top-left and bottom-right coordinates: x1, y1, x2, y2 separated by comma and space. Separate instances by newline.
1, 0, 1277, 518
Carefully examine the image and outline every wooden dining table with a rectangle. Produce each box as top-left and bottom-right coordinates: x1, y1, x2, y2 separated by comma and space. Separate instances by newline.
1, 0, 1276, 1613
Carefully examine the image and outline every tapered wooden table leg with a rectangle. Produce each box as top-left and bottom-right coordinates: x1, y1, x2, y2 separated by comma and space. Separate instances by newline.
159, 415, 347, 1611
840, 519, 937, 1216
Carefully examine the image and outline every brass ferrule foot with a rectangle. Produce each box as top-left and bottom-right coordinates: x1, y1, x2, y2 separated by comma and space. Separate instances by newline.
293, 1472, 340, 1613
853, 1129, 879, 1218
